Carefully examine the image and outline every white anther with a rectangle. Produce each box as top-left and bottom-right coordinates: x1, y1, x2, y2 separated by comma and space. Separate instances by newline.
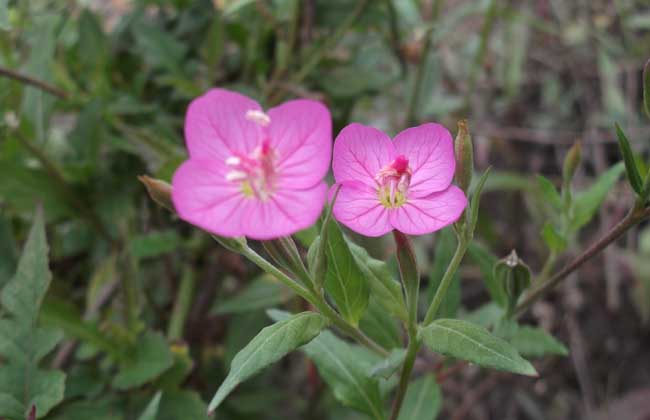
225, 156, 241, 166
226, 170, 247, 182
245, 110, 271, 127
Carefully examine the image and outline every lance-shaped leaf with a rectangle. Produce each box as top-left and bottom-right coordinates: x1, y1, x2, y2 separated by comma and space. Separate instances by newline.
614, 123, 643, 195
368, 348, 407, 379
397, 374, 442, 420
571, 162, 624, 231
420, 319, 537, 376
348, 241, 407, 321
510, 326, 568, 358
208, 312, 328, 414
0, 209, 66, 419
322, 219, 370, 326
536, 175, 562, 211
137, 392, 162, 420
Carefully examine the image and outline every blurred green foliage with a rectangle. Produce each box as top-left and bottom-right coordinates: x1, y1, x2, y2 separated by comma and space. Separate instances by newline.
1, 0, 650, 419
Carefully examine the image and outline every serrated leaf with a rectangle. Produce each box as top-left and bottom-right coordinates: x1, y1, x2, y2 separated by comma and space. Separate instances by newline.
428, 227, 460, 318
368, 348, 407, 379
510, 326, 568, 358
0, 210, 66, 419
208, 312, 328, 413
112, 332, 174, 390
397, 374, 442, 420
348, 242, 407, 321
536, 175, 562, 210
137, 391, 162, 420
211, 275, 294, 315
467, 242, 507, 307
323, 220, 370, 326
571, 162, 624, 231
420, 319, 537, 376
614, 123, 643, 195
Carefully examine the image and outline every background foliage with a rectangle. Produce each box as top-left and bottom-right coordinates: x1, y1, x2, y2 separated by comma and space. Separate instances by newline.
1, 0, 650, 418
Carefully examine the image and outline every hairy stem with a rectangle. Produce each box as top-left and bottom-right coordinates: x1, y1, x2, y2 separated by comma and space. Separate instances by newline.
515, 205, 650, 316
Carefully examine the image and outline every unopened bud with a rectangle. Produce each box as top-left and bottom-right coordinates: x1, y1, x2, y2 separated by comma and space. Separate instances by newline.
494, 250, 531, 315
562, 141, 582, 184
139, 175, 174, 212
262, 237, 311, 286
454, 120, 474, 193
393, 230, 419, 324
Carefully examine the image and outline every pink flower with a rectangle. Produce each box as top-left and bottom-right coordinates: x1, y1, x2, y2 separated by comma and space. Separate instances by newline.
172, 89, 331, 240
331, 123, 467, 237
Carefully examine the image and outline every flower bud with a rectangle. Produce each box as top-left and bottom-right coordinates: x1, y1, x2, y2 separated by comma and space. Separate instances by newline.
262, 237, 311, 286
562, 141, 582, 184
393, 230, 419, 325
139, 175, 174, 212
454, 119, 474, 194
494, 250, 531, 315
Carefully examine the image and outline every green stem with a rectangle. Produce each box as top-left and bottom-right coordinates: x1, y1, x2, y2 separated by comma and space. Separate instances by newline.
537, 251, 556, 283
423, 239, 468, 325
389, 330, 419, 420
167, 267, 196, 341
241, 244, 388, 356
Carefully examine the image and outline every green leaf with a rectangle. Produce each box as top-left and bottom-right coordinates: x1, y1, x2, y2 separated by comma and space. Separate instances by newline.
323, 220, 370, 326
211, 275, 294, 315
359, 298, 402, 350
467, 242, 507, 307
420, 319, 537, 376
0, 0, 9, 31
428, 227, 460, 318
541, 222, 567, 253
130, 230, 181, 259
137, 391, 162, 420
158, 391, 208, 420
40, 298, 121, 360
348, 242, 407, 321
510, 326, 568, 358
0, 214, 18, 289
267, 310, 385, 419
112, 332, 174, 390
0, 209, 66, 419
614, 123, 643, 195
469, 167, 492, 232
208, 312, 328, 413
536, 175, 562, 210
397, 374, 442, 420
571, 162, 625, 231
643, 60, 650, 118
302, 331, 384, 419
368, 349, 407, 379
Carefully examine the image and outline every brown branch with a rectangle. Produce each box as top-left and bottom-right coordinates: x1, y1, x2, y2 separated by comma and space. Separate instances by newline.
0, 65, 69, 99
515, 205, 650, 316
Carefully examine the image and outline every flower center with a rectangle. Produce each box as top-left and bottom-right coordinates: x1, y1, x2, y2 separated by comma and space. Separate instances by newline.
375, 155, 412, 208
225, 110, 277, 200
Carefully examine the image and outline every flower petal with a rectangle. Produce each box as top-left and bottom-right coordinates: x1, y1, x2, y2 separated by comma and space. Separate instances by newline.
172, 159, 247, 237
332, 123, 396, 188
184, 88, 264, 161
389, 185, 467, 235
393, 123, 455, 197
268, 99, 332, 189
332, 182, 392, 237
239, 183, 328, 240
